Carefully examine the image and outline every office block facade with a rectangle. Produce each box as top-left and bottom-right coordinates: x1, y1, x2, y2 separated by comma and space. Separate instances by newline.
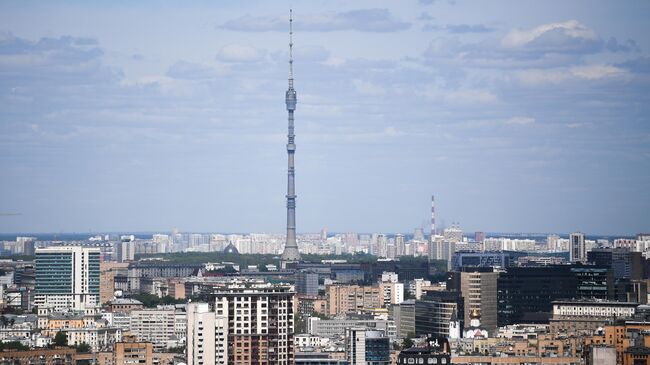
497, 265, 614, 326
460, 270, 498, 335
34, 246, 100, 310
415, 291, 463, 338
296, 271, 319, 297
345, 328, 390, 365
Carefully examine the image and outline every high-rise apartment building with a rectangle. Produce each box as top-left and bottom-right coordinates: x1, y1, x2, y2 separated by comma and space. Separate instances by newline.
395, 234, 405, 256
570, 232, 586, 263
115, 235, 135, 263
152, 234, 171, 254
443, 224, 463, 243
379, 273, 403, 307
186, 280, 295, 365
414, 228, 425, 242
460, 269, 498, 335
187, 302, 228, 365
34, 246, 100, 310
547, 234, 560, 251
16, 236, 36, 255
429, 238, 456, 271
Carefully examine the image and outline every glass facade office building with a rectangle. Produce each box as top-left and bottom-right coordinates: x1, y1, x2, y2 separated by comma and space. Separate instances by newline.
35, 246, 100, 310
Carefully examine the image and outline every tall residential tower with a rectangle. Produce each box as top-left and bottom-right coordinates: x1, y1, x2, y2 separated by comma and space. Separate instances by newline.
281, 10, 301, 265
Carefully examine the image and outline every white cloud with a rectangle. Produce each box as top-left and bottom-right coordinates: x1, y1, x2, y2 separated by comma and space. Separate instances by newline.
515, 64, 629, 85
352, 79, 386, 96
501, 20, 602, 54
506, 116, 536, 125
445, 89, 498, 104
167, 61, 220, 80
570, 65, 628, 80
216, 44, 265, 63
502, 20, 596, 47
294, 45, 330, 62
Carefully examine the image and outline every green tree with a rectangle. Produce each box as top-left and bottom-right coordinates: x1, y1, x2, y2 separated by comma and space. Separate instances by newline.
54, 331, 67, 346
75, 342, 91, 353
167, 345, 185, 353
0, 341, 29, 351
402, 333, 415, 349
131, 293, 185, 308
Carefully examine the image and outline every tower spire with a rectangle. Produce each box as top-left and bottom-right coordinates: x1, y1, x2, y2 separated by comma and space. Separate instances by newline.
282, 9, 301, 266
288, 8, 294, 89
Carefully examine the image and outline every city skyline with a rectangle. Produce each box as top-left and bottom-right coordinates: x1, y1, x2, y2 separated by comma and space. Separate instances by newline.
1, 1, 648, 235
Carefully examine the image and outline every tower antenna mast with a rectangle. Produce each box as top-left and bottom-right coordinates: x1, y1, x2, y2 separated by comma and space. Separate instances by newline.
281, 9, 301, 266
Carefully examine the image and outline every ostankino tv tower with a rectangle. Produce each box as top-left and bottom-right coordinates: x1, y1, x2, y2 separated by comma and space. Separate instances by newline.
281, 9, 301, 266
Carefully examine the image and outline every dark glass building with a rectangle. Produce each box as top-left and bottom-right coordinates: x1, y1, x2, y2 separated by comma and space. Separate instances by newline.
365, 330, 390, 364
588, 248, 644, 280
295, 270, 319, 296
415, 291, 463, 338
497, 264, 613, 326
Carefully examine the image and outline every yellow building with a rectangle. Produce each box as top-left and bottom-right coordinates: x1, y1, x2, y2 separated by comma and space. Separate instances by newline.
585, 322, 650, 364
326, 284, 382, 316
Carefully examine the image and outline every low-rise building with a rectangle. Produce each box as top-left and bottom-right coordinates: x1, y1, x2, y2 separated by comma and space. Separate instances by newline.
106, 298, 143, 313
130, 307, 185, 351
0, 348, 76, 364
550, 299, 638, 334
297, 295, 327, 318
398, 338, 450, 365
38, 307, 121, 352
295, 333, 323, 349
308, 317, 396, 341
114, 335, 153, 365
450, 355, 582, 364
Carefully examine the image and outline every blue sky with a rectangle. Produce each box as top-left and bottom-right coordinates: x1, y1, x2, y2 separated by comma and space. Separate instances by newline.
0, 0, 648, 235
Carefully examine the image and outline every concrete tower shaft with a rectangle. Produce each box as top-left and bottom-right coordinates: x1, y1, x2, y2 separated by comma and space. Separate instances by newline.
282, 9, 301, 263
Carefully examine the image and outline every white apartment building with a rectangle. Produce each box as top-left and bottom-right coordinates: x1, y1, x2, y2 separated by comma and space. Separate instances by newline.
130, 307, 185, 351
346, 328, 367, 365
552, 300, 637, 318
379, 282, 404, 306
34, 246, 100, 311
187, 302, 228, 365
